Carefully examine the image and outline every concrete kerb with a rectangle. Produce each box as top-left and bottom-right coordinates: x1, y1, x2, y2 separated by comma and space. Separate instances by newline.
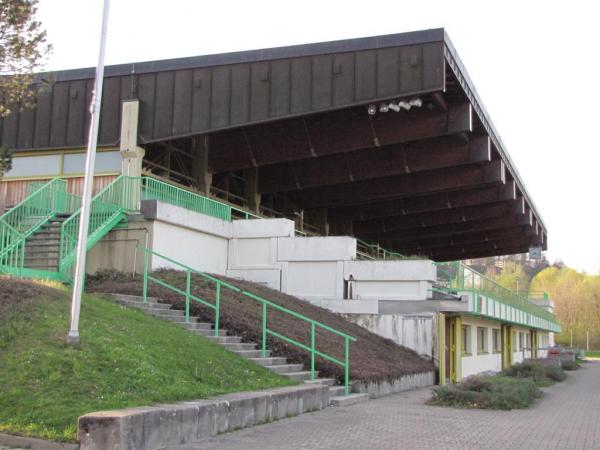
78, 384, 329, 450
0, 433, 79, 450
352, 371, 435, 399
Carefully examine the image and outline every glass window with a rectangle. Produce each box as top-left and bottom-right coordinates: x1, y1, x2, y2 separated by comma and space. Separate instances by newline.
519, 332, 525, 351
512, 331, 516, 352
63, 151, 121, 174
461, 325, 471, 355
492, 329, 502, 353
477, 327, 488, 354
3, 155, 61, 178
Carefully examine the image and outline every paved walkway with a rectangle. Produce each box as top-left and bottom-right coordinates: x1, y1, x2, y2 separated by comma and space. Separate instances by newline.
168, 361, 600, 450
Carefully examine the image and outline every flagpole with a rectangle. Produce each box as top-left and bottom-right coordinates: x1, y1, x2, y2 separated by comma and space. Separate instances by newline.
67, 0, 111, 344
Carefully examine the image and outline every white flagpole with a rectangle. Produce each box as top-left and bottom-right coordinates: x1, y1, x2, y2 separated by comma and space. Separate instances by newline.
67, 0, 111, 344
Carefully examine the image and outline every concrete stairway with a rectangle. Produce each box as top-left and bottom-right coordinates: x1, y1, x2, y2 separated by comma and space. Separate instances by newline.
23, 215, 69, 271
111, 294, 369, 407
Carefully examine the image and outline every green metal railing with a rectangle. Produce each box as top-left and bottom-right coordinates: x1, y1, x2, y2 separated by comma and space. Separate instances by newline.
59, 176, 139, 275
0, 178, 81, 276
140, 176, 232, 221
528, 291, 550, 301
143, 248, 357, 395
356, 239, 410, 261
435, 261, 560, 331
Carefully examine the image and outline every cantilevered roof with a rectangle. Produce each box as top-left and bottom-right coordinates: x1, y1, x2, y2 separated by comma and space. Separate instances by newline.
0, 28, 547, 261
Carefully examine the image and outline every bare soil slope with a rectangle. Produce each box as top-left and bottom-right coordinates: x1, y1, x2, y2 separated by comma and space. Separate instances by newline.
88, 270, 434, 383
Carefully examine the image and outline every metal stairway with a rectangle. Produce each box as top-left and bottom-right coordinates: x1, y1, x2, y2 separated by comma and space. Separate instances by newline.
23, 215, 70, 272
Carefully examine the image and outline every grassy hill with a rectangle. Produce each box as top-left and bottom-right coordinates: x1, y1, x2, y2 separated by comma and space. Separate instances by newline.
88, 270, 434, 383
0, 278, 295, 443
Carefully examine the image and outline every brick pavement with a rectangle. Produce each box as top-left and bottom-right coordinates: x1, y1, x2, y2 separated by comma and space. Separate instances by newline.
167, 361, 600, 450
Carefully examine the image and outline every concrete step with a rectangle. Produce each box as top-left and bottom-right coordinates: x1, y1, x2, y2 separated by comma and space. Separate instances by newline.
204, 335, 242, 344
329, 393, 369, 407
25, 242, 61, 248
147, 309, 185, 317
282, 371, 317, 382
304, 378, 337, 387
190, 328, 229, 337
221, 342, 257, 351
328, 386, 346, 397
173, 321, 213, 330
249, 357, 288, 367
267, 364, 305, 374
232, 349, 272, 358
24, 255, 59, 261
24, 246, 59, 253
118, 300, 173, 310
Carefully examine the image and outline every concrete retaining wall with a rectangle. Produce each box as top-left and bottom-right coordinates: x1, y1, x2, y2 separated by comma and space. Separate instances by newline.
78, 384, 329, 450
353, 371, 435, 399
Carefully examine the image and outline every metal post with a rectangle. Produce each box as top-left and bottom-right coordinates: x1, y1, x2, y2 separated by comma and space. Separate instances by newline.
344, 337, 350, 396
142, 249, 148, 303
185, 270, 191, 323
67, 0, 111, 344
262, 302, 267, 358
214, 282, 221, 337
310, 322, 315, 380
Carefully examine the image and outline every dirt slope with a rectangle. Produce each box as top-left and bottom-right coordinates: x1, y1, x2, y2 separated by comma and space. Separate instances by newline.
88, 270, 435, 383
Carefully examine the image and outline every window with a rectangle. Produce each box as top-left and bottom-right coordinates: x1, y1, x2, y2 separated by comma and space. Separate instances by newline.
519, 332, 525, 351
526, 333, 531, 350
461, 325, 471, 355
511, 331, 516, 352
492, 329, 502, 353
477, 327, 488, 354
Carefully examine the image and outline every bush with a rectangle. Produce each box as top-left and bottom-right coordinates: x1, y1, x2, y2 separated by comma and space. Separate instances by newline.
503, 361, 547, 381
545, 364, 568, 380
430, 375, 542, 410
561, 360, 579, 371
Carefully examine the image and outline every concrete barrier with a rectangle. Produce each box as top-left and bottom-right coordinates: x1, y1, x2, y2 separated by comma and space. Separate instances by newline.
352, 371, 435, 399
78, 384, 329, 450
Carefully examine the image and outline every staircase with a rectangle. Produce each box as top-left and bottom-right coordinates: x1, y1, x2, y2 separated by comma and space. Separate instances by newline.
22, 215, 69, 272
110, 293, 369, 406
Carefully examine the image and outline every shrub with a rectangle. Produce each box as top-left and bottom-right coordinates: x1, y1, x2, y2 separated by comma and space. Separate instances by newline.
503, 360, 567, 383
503, 361, 547, 381
561, 360, 579, 371
545, 364, 567, 380
429, 375, 542, 410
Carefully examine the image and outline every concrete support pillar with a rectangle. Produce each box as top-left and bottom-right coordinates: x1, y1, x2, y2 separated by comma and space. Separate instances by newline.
313, 208, 330, 236
437, 312, 446, 386
244, 167, 261, 214
120, 100, 145, 178
453, 316, 462, 382
191, 136, 212, 195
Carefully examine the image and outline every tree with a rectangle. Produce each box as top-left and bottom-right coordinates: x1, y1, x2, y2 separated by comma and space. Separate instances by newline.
0, 0, 51, 177
494, 261, 531, 294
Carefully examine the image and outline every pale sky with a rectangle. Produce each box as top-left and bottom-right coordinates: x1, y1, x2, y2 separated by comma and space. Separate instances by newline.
37, 0, 600, 273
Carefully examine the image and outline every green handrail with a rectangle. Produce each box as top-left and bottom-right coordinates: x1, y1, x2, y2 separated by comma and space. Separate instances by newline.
435, 261, 560, 331
59, 176, 139, 274
0, 178, 81, 276
142, 247, 357, 395
139, 176, 232, 221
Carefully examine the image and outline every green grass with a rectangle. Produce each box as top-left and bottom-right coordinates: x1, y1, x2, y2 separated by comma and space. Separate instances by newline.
585, 351, 600, 358
429, 375, 542, 410
0, 284, 295, 442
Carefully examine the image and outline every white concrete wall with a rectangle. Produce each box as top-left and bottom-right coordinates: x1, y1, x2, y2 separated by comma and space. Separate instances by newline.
344, 260, 435, 300
277, 236, 356, 261
148, 202, 231, 275
284, 261, 344, 298
344, 313, 435, 357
